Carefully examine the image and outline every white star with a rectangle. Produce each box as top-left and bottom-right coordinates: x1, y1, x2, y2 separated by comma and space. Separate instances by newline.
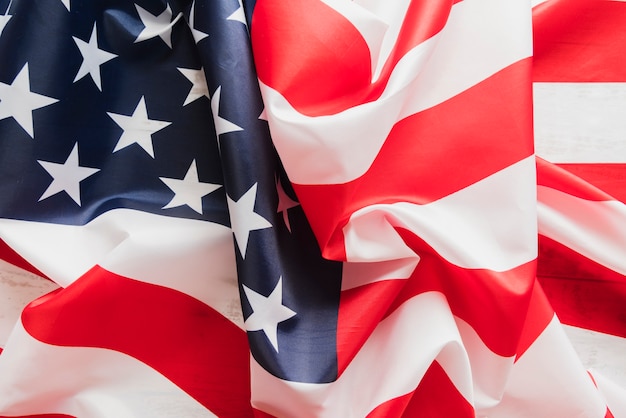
37, 143, 100, 206
227, 183, 272, 258
0, 2, 12, 38
187, 0, 208, 43
243, 277, 296, 352
61, 0, 70, 11
72, 23, 117, 91
227, 0, 247, 25
0, 63, 58, 138
276, 176, 299, 232
211, 86, 243, 137
134, 3, 182, 48
107, 96, 171, 158
159, 160, 221, 214
178, 67, 209, 106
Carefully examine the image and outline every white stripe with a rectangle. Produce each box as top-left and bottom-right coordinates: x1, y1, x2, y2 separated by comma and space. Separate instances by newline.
534, 83, 626, 163
0, 261, 57, 347
537, 185, 626, 276
531, 0, 550, 7
397, 0, 532, 119
343, 157, 537, 274
0, 321, 215, 418
0, 210, 244, 328
341, 258, 418, 291
262, 0, 532, 185
481, 317, 608, 418
251, 291, 473, 417
455, 317, 513, 411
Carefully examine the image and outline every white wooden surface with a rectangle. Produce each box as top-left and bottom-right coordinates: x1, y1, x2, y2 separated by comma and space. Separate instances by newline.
534, 83, 626, 163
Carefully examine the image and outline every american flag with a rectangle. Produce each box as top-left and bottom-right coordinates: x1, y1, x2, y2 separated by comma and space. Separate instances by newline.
0, 0, 624, 417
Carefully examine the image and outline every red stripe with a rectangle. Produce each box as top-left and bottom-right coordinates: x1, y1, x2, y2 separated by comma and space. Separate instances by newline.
21, 266, 253, 418
537, 235, 626, 338
337, 263, 552, 377
252, 0, 371, 116
366, 392, 414, 418
251, 0, 453, 116
515, 278, 555, 360
391, 228, 542, 357
337, 279, 406, 376
252, 410, 276, 418
0, 239, 48, 279
536, 158, 617, 202
533, 0, 626, 82
295, 59, 533, 261
367, 361, 474, 418
369, 0, 454, 101
556, 163, 626, 203
402, 361, 474, 418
